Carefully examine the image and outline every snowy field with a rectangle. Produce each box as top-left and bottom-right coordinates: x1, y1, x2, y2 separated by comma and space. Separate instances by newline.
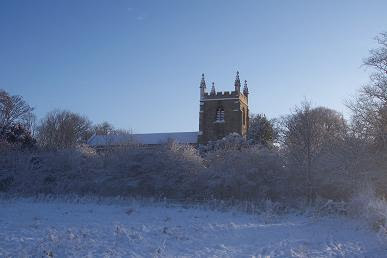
0, 198, 386, 257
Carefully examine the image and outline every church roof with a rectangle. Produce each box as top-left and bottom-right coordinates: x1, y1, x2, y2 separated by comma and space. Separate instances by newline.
87, 131, 198, 147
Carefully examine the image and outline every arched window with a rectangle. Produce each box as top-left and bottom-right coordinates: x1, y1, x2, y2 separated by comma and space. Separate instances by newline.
216, 107, 225, 122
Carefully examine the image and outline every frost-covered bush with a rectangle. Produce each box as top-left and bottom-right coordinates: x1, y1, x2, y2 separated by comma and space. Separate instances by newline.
0, 142, 285, 202
349, 189, 387, 235
95, 142, 204, 198
0, 147, 99, 195
199, 133, 251, 153
195, 145, 286, 201
1, 135, 385, 213
0, 142, 205, 198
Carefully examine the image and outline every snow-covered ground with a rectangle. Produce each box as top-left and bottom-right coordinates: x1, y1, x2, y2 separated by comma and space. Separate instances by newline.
0, 198, 386, 257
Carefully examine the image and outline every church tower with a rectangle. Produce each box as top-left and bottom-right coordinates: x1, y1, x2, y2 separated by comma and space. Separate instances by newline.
198, 72, 249, 144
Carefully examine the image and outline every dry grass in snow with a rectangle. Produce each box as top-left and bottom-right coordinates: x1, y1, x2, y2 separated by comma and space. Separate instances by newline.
0, 197, 386, 257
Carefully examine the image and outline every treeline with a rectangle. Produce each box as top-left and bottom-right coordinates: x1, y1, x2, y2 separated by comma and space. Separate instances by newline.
0, 96, 128, 150
0, 32, 386, 204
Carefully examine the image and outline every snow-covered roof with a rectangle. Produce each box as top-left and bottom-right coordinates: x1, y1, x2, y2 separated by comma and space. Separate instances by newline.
87, 132, 198, 147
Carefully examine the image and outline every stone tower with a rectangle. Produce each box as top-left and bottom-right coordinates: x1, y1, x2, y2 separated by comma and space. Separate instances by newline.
198, 72, 249, 144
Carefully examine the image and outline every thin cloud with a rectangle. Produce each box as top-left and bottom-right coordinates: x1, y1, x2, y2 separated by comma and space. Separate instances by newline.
136, 15, 145, 21
126, 7, 146, 21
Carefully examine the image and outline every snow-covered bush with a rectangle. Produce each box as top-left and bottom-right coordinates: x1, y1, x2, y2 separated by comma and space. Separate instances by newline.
349, 188, 387, 235
0, 136, 385, 218
199, 133, 251, 153
0, 141, 201, 197
92, 142, 204, 198
0, 148, 94, 195
0, 142, 285, 202
195, 145, 286, 201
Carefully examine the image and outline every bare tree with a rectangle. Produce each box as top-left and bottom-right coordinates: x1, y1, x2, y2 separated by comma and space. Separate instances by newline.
93, 121, 114, 135
37, 110, 92, 149
248, 113, 278, 146
0, 89, 34, 129
349, 32, 387, 151
281, 101, 347, 202
0, 90, 36, 148
364, 32, 387, 74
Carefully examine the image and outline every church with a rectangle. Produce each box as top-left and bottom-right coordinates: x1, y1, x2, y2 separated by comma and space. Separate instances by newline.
87, 72, 249, 147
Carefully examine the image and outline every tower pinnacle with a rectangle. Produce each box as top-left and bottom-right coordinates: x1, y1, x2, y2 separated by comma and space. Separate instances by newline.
210, 82, 216, 95
200, 73, 206, 89
243, 80, 249, 96
200, 73, 207, 98
234, 71, 241, 93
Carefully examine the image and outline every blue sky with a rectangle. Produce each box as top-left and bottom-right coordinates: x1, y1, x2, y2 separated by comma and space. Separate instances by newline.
1, 0, 386, 133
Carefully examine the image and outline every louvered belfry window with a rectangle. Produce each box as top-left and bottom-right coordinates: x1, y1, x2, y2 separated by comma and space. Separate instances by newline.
216, 107, 225, 122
